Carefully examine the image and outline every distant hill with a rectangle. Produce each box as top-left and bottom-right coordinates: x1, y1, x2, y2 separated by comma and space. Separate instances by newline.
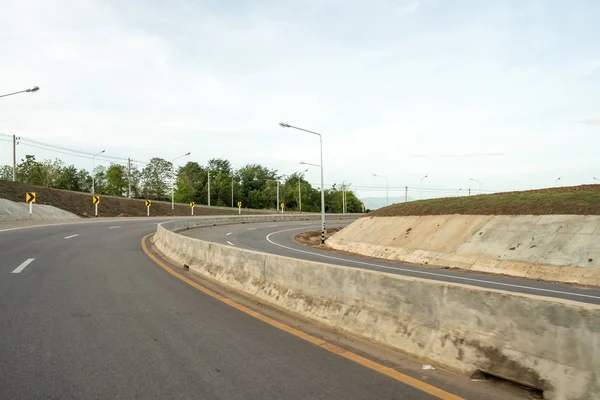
360, 196, 414, 210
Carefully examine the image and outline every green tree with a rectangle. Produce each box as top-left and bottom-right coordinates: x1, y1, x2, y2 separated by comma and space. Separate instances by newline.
141, 157, 172, 200
105, 164, 127, 196
16, 155, 44, 185
92, 165, 107, 194
0, 165, 12, 180
174, 161, 207, 204
77, 169, 92, 192
237, 163, 278, 209
55, 165, 80, 191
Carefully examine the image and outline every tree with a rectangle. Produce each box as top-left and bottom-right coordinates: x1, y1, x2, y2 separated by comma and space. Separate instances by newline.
77, 169, 92, 193
92, 165, 107, 194
105, 164, 127, 196
16, 155, 44, 185
55, 165, 80, 191
141, 157, 172, 200
0, 165, 12, 180
237, 164, 278, 209
174, 161, 207, 204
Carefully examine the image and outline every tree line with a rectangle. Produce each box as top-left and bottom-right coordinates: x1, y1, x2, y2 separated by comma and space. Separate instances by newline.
0, 155, 363, 213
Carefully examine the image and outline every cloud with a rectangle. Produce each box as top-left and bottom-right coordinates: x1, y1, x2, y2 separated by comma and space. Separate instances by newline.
573, 118, 600, 126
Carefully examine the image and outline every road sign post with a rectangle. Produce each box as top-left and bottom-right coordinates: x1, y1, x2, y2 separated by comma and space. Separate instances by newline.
92, 196, 100, 217
190, 202, 195, 216
280, 202, 285, 213
145, 200, 151, 216
237, 201, 242, 215
25, 192, 36, 218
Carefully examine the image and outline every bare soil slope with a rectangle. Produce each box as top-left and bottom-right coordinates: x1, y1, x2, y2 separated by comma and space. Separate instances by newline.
0, 180, 265, 217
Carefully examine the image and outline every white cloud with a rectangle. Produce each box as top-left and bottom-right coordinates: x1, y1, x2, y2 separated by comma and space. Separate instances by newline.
0, 0, 599, 198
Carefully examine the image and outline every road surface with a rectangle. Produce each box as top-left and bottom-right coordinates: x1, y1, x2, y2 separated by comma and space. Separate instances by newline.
0, 217, 519, 400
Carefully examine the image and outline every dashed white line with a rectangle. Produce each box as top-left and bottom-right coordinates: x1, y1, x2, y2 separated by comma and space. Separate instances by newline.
265, 226, 600, 302
247, 228, 256, 231
64, 234, 79, 239
269, 225, 278, 228
226, 232, 232, 236
12, 258, 35, 274
109, 226, 121, 229
227, 241, 235, 246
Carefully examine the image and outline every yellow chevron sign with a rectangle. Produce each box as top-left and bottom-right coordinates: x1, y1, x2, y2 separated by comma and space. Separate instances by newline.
25, 192, 36, 203
237, 201, 242, 207
92, 196, 100, 204
190, 202, 195, 207
145, 200, 152, 207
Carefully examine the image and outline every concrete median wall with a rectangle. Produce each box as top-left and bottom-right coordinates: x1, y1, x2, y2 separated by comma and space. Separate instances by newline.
153, 217, 600, 400
327, 215, 600, 286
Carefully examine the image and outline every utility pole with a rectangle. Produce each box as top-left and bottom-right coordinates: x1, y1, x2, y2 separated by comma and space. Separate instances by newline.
276, 181, 280, 213
231, 176, 234, 208
298, 179, 302, 213
405, 185, 408, 203
342, 181, 346, 214
207, 170, 211, 206
468, 188, 471, 196
127, 158, 132, 198
12, 135, 18, 181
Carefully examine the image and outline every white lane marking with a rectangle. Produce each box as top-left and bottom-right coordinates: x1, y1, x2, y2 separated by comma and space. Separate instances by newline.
269, 225, 278, 228
265, 226, 600, 301
226, 232, 232, 236
227, 241, 235, 246
109, 226, 121, 229
12, 258, 35, 274
247, 228, 256, 231
64, 234, 79, 239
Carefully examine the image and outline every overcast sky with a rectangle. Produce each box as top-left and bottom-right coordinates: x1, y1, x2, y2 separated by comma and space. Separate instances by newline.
1, 0, 598, 199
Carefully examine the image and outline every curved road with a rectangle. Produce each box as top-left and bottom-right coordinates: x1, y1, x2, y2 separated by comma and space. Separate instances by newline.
0, 217, 521, 400
182, 219, 600, 305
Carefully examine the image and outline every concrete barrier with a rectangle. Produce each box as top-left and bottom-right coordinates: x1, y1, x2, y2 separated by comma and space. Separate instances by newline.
153, 217, 600, 400
327, 215, 600, 286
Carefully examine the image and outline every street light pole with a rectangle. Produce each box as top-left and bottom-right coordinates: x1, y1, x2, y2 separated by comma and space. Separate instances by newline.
92, 150, 106, 194
0, 86, 39, 99
171, 152, 191, 214
555, 177, 561, 187
372, 174, 388, 206
231, 176, 234, 208
420, 174, 428, 200
594, 177, 599, 183
208, 170, 211, 206
469, 178, 481, 194
282, 122, 326, 244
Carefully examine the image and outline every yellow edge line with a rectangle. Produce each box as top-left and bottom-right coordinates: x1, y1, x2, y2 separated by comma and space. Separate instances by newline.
141, 234, 464, 400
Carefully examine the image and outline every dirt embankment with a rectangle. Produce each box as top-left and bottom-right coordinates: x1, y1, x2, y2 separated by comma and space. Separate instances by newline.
370, 184, 600, 217
0, 180, 265, 218
295, 228, 344, 246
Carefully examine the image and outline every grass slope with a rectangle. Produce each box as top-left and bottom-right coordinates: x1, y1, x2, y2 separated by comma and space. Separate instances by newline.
370, 185, 600, 216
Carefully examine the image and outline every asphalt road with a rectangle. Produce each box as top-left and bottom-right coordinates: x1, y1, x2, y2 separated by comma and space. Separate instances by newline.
0, 217, 492, 400
182, 219, 600, 305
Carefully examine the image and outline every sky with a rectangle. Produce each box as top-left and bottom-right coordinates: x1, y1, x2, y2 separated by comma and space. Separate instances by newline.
1, 0, 599, 200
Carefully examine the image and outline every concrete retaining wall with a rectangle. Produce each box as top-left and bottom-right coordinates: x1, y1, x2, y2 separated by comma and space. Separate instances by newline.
154, 217, 600, 400
327, 215, 600, 286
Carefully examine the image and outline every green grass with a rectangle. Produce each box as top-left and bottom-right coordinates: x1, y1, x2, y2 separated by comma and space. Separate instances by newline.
369, 185, 600, 216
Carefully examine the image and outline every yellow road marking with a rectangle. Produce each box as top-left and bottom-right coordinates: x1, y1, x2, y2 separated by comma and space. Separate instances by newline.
141, 234, 464, 400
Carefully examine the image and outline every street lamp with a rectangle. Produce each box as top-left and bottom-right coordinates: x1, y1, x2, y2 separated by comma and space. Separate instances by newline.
298, 168, 308, 213
5, 86, 39, 181
92, 150, 105, 194
373, 173, 388, 206
469, 178, 481, 194
281, 122, 326, 244
0, 86, 39, 99
456, 188, 463, 196
171, 152, 191, 214
555, 177, 561, 187
420, 174, 428, 200
342, 182, 352, 214
593, 177, 599, 183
